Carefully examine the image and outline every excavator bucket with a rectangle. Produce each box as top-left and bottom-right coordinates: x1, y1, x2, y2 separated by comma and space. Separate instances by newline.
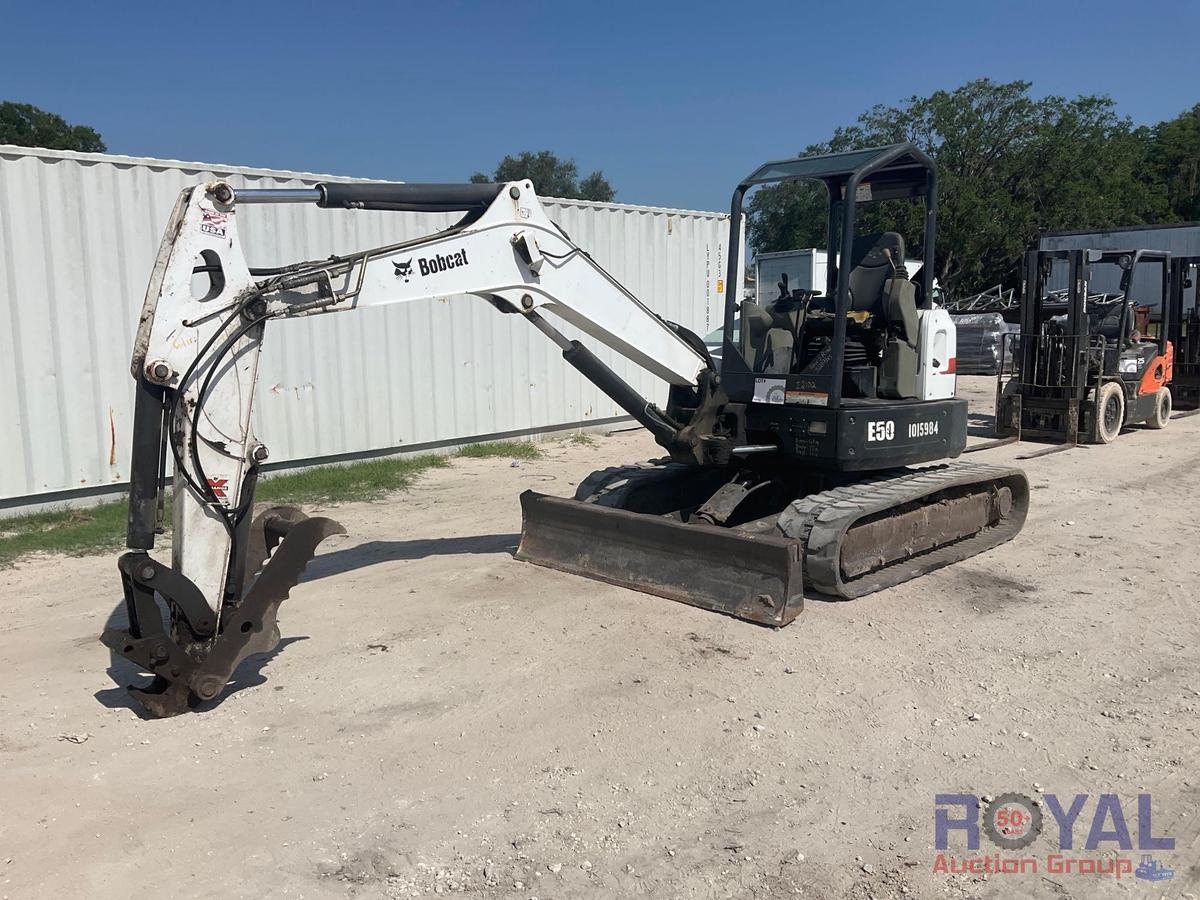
515, 491, 805, 626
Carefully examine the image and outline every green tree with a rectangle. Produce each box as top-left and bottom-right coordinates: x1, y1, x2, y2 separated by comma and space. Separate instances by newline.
577, 170, 616, 203
0, 101, 105, 152
471, 150, 615, 201
747, 80, 1162, 294
1145, 103, 1200, 221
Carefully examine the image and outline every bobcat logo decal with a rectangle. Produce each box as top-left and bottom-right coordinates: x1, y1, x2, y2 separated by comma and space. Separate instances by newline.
392, 258, 413, 282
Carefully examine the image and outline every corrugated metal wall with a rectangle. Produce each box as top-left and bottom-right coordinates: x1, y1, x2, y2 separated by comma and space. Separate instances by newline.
1040, 225, 1200, 301
0, 146, 728, 508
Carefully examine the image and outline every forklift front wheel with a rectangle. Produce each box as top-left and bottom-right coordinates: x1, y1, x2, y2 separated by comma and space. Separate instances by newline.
1090, 382, 1125, 444
1145, 387, 1172, 430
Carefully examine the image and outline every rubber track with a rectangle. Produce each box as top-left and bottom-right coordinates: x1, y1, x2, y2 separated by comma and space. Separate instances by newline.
573, 459, 685, 505
776, 461, 1029, 599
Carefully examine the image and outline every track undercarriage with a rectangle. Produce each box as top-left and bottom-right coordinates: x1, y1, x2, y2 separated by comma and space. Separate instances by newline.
517, 460, 1029, 626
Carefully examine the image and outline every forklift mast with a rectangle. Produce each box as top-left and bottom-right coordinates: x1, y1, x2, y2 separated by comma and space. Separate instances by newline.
1167, 256, 1200, 409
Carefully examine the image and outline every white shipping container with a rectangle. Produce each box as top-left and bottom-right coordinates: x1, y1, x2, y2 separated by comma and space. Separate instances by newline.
0, 146, 729, 510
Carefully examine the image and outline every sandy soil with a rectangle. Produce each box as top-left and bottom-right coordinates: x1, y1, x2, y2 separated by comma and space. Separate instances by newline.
2, 376, 1198, 899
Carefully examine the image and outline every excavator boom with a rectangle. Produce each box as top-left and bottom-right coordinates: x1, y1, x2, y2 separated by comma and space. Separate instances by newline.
104, 179, 771, 715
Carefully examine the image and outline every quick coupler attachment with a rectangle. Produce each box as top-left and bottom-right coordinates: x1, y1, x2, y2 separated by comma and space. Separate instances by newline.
101, 506, 344, 717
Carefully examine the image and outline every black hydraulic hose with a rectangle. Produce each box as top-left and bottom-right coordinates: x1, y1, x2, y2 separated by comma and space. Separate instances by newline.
187, 311, 270, 530
172, 304, 272, 609
166, 303, 250, 522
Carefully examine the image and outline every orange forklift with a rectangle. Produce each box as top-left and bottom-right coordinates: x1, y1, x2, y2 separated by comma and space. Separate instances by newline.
996, 248, 1173, 444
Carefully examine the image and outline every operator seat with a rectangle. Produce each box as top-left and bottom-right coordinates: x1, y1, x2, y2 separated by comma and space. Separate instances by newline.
846, 232, 920, 398
848, 232, 904, 312
1090, 297, 1129, 344
741, 300, 793, 375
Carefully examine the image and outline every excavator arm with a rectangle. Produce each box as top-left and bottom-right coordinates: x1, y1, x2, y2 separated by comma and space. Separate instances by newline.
104, 179, 713, 716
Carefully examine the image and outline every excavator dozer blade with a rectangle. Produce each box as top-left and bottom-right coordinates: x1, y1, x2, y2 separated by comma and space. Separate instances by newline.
515, 491, 804, 627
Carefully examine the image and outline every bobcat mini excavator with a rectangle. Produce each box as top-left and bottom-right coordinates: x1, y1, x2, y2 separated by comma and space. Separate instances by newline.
103, 143, 1029, 716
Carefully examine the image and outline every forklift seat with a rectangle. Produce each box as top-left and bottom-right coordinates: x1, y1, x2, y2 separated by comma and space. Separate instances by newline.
1089, 298, 1128, 343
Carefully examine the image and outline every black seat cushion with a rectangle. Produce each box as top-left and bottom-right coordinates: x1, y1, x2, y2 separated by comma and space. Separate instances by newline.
1089, 298, 1128, 342
847, 232, 906, 314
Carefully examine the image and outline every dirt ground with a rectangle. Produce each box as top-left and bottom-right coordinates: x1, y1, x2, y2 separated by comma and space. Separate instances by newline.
2, 376, 1198, 899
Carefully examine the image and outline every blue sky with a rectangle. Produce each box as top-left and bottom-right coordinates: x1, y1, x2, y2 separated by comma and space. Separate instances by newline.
2, 0, 1197, 211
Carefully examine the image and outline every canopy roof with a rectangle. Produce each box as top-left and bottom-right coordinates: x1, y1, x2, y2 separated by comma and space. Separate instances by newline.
742, 143, 933, 188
